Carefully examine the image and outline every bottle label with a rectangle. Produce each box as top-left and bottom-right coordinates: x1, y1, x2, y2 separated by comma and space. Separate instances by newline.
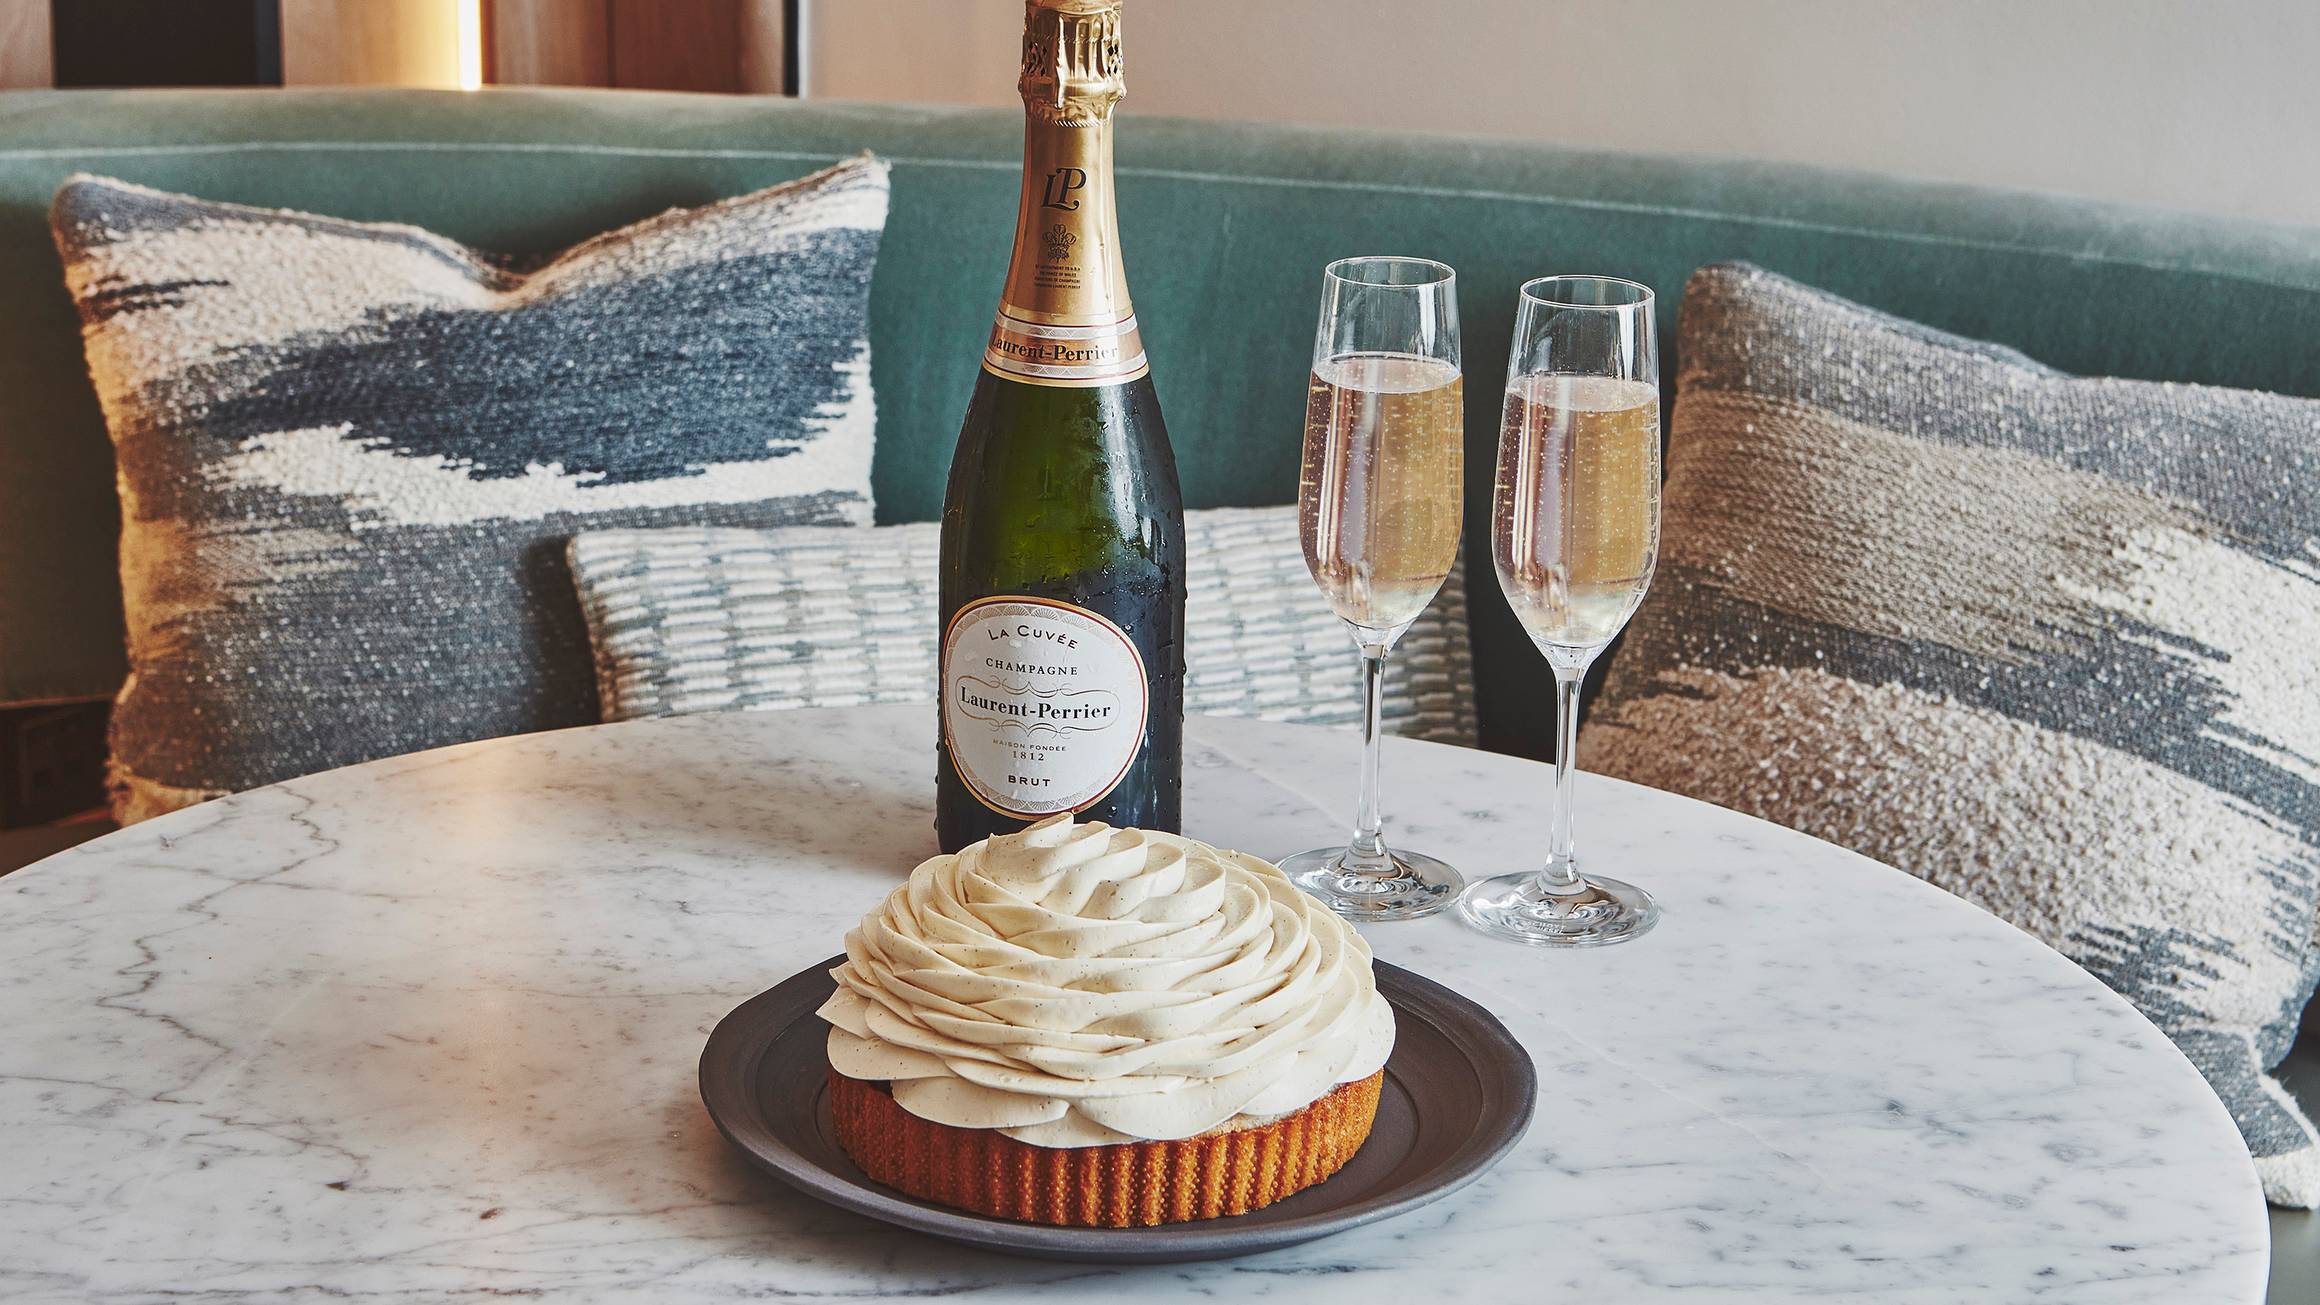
984, 308, 1148, 387
942, 595, 1148, 817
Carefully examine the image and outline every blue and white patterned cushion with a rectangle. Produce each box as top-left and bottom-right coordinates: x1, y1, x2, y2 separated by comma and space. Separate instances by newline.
1588, 263, 2320, 1206
568, 507, 1478, 745
50, 159, 890, 821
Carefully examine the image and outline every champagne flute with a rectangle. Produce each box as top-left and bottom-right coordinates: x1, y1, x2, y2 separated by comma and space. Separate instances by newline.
1279, 256, 1466, 921
1457, 275, 1661, 947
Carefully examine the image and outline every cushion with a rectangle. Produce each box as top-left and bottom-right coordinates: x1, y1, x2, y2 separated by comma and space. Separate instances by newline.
49, 159, 889, 822
569, 505, 1477, 744
1586, 262, 2320, 1205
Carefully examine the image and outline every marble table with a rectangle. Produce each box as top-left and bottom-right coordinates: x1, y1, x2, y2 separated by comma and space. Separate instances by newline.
0, 707, 2268, 1302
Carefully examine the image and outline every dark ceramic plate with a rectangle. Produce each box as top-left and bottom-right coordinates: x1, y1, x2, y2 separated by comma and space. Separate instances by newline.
699, 954, 1536, 1264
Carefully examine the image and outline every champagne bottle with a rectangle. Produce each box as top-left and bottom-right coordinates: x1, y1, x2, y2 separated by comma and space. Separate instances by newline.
937, 0, 1184, 852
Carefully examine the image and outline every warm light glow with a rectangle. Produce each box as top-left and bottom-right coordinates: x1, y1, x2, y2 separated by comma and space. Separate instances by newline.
456, 0, 485, 91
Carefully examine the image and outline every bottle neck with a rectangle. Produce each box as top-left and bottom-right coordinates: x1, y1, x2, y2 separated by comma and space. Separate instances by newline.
984, 114, 1148, 388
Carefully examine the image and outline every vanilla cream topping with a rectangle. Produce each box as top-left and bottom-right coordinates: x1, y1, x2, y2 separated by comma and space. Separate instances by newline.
816, 815, 1396, 1147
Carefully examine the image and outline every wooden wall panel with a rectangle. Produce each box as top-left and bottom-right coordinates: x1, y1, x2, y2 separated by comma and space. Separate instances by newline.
488, 0, 609, 86
607, 0, 738, 92
282, 0, 468, 88
0, 0, 52, 89
737, 0, 786, 94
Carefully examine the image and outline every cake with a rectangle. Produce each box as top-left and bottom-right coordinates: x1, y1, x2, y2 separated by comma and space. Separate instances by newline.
816, 814, 1395, 1227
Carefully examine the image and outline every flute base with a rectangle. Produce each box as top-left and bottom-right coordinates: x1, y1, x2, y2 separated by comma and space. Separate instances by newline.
1280, 847, 1462, 922
1456, 869, 1658, 947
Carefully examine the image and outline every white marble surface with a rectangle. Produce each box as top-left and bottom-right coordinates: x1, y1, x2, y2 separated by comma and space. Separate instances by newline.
0, 708, 2268, 1302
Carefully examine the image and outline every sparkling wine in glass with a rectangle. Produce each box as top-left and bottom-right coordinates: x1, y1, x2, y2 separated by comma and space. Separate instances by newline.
1457, 275, 1662, 946
1280, 256, 1466, 921
1302, 352, 1465, 630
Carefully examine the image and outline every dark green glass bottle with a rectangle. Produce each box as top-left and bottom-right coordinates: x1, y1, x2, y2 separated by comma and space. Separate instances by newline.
936, 0, 1184, 852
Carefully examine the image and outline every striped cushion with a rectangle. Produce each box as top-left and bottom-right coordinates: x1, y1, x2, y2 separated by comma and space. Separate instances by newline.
1586, 262, 2320, 1206
49, 159, 889, 822
570, 505, 1476, 744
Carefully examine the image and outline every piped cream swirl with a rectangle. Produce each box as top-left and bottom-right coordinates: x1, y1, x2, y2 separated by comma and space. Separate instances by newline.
816, 815, 1395, 1147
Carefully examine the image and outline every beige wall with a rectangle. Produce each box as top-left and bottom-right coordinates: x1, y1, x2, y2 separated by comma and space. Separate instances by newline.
804, 0, 2320, 227
0, 0, 49, 89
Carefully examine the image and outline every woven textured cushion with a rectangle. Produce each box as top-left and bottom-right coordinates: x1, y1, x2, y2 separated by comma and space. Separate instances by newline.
569, 505, 1477, 744
50, 159, 889, 821
1587, 263, 2320, 1205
